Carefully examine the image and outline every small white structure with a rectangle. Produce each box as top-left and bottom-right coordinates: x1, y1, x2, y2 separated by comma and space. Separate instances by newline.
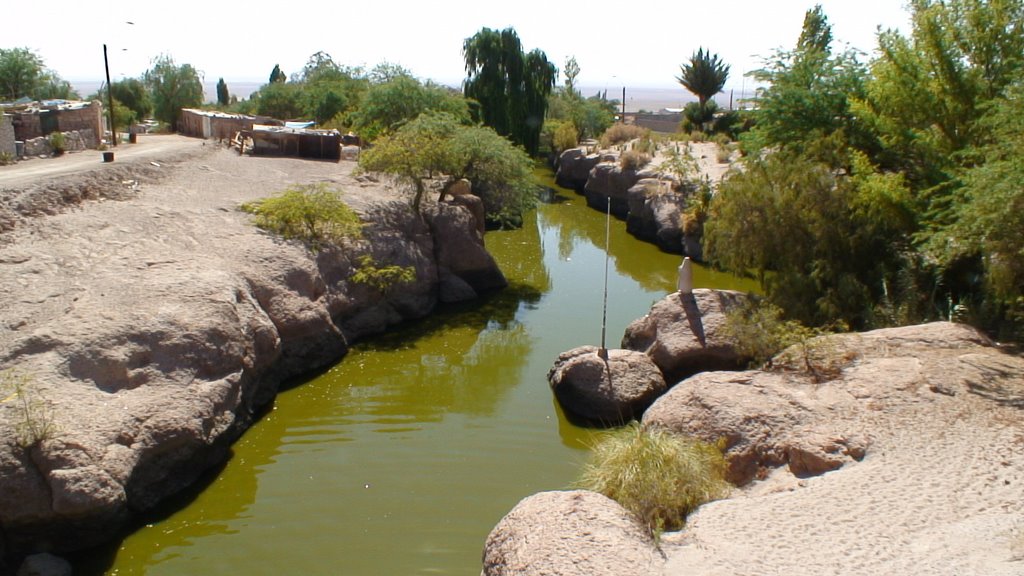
676, 257, 693, 294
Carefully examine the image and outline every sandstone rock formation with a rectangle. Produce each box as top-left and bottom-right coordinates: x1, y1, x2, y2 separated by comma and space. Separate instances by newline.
481, 490, 664, 576
625, 178, 685, 254
547, 346, 666, 424
622, 289, 753, 384
554, 147, 601, 192
0, 145, 507, 565
643, 322, 1011, 485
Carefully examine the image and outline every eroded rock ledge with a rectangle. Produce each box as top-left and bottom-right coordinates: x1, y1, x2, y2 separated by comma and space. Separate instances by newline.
0, 148, 505, 568
485, 321, 1024, 574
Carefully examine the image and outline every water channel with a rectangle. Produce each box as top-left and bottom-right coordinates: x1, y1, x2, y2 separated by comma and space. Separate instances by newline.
87, 170, 755, 575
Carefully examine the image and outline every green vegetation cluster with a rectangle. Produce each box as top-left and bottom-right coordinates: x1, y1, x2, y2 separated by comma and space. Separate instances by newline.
0, 47, 78, 101
358, 112, 537, 227
704, 1, 1024, 340
574, 422, 730, 537
240, 183, 363, 251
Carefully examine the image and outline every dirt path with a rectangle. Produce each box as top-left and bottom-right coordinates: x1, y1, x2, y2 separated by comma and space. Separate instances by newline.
0, 134, 208, 188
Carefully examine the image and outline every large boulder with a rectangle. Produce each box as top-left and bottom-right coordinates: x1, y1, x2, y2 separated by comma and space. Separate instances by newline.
583, 161, 655, 217
643, 322, 1012, 485
625, 178, 686, 253
548, 346, 666, 424
622, 289, 753, 384
425, 197, 507, 298
554, 147, 601, 191
481, 490, 664, 576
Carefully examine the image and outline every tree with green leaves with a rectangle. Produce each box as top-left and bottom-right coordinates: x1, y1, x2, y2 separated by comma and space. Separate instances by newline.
0, 47, 44, 100
298, 51, 368, 125
269, 64, 286, 84
563, 56, 580, 99
216, 78, 229, 106
743, 6, 871, 155
676, 48, 730, 108
109, 78, 151, 121
463, 27, 556, 156
255, 80, 304, 120
348, 75, 470, 143
144, 55, 204, 129
705, 137, 915, 328
931, 79, 1024, 338
359, 112, 535, 225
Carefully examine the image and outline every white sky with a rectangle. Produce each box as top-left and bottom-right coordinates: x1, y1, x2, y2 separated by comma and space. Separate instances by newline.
9, 0, 911, 91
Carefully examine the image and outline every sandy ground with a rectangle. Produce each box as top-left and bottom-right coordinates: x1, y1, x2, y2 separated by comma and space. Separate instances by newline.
0, 135, 394, 372
660, 396, 1024, 575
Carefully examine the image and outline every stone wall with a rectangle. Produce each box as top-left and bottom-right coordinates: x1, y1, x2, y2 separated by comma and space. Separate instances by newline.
21, 130, 94, 157
633, 113, 682, 134
0, 114, 14, 158
10, 102, 103, 148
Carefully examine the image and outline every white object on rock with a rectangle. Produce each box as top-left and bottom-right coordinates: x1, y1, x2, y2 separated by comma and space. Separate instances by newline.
676, 257, 693, 294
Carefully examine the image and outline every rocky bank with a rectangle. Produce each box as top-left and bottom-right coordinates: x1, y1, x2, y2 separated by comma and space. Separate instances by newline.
485, 319, 1024, 575
554, 141, 733, 258
0, 141, 505, 569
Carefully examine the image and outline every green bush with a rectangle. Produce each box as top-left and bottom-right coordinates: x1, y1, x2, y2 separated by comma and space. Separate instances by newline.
350, 255, 415, 294
574, 422, 730, 536
48, 131, 66, 155
723, 300, 853, 381
240, 183, 362, 251
552, 120, 579, 153
0, 151, 14, 165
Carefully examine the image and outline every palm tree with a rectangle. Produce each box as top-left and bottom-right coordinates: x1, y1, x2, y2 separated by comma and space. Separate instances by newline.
676, 48, 730, 108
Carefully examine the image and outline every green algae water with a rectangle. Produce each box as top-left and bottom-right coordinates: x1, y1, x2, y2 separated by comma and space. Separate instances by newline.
89, 171, 756, 575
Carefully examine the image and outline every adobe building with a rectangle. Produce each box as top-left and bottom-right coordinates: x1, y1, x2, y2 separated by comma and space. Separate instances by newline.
3, 100, 105, 149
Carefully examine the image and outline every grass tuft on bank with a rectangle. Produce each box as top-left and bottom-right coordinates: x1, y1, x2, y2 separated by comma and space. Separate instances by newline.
574, 422, 730, 537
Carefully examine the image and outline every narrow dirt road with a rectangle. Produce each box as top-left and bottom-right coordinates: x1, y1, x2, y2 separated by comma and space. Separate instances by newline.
0, 134, 208, 188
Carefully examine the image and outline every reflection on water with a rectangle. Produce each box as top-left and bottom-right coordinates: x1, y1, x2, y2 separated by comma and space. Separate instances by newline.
92, 167, 751, 575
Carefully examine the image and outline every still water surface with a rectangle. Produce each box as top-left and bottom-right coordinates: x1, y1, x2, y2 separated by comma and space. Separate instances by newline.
94, 171, 755, 575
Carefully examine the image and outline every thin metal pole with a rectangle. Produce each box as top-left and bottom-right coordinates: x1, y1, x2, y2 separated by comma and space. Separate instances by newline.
103, 44, 117, 147
599, 196, 611, 358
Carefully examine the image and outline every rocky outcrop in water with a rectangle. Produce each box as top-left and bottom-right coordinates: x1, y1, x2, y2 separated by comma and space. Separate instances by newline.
481, 490, 664, 576
547, 346, 666, 425
625, 178, 686, 254
555, 146, 698, 257
0, 149, 506, 567
621, 289, 753, 384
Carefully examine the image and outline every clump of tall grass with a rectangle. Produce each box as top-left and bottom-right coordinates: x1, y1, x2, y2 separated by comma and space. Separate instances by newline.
574, 422, 730, 536
599, 124, 649, 148
619, 150, 652, 171
1, 369, 60, 449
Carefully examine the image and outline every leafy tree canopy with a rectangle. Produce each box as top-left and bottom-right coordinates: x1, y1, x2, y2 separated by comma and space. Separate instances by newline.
0, 47, 78, 101
358, 112, 535, 225
463, 27, 556, 156
144, 55, 204, 129
348, 75, 470, 143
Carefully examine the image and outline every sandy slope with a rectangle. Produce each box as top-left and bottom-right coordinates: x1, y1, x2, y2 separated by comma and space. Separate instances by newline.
659, 360, 1024, 576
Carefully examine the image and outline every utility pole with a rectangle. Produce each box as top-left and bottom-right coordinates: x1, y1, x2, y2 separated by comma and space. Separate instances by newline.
103, 44, 117, 147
